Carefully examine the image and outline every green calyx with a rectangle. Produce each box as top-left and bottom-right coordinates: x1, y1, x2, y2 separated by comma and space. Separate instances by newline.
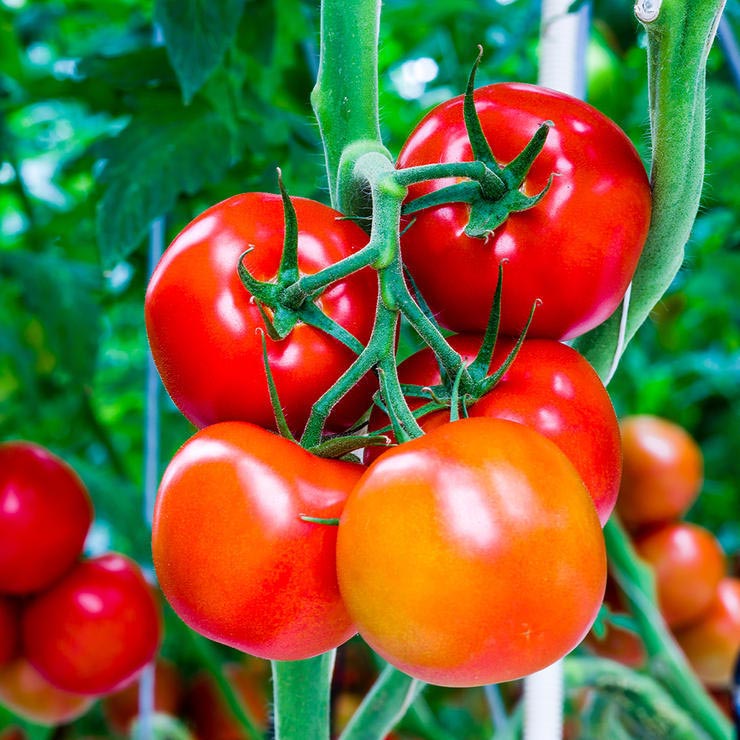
402, 48, 553, 238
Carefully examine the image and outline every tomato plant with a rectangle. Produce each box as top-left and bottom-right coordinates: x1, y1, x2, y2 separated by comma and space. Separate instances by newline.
633, 521, 725, 630
0, 597, 19, 669
145, 193, 378, 437
674, 578, 740, 688
0, 442, 93, 595
21, 554, 162, 696
151, 421, 361, 661
0, 658, 93, 725
367, 335, 621, 525
616, 415, 704, 530
397, 82, 651, 340
338, 417, 606, 687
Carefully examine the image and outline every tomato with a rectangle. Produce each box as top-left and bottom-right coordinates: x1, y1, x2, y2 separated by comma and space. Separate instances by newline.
634, 521, 725, 629
0, 596, 19, 669
22, 553, 162, 696
152, 422, 361, 661
145, 193, 378, 437
367, 336, 620, 525
674, 578, 740, 688
0, 658, 93, 725
616, 415, 703, 530
338, 418, 606, 687
397, 83, 651, 339
186, 661, 270, 738
102, 658, 183, 735
0, 442, 93, 595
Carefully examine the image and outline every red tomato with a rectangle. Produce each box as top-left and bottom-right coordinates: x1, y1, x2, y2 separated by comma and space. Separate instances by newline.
338, 418, 606, 687
0, 596, 19, 668
674, 578, 740, 688
366, 336, 621, 525
22, 553, 162, 696
145, 193, 377, 437
102, 658, 183, 735
397, 83, 651, 339
0, 658, 93, 725
0, 442, 93, 594
616, 415, 703, 530
152, 422, 361, 660
634, 522, 725, 629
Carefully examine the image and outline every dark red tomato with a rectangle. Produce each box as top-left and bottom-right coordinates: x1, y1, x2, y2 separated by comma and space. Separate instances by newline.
0, 596, 19, 668
616, 415, 703, 530
0, 658, 93, 725
634, 522, 725, 629
151, 422, 361, 661
339, 418, 606, 687
145, 193, 377, 437
397, 83, 651, 339
0, 442, 93, 595
366, 336, 621, 524
674, 578, 740, 688
22, 554, 162, 696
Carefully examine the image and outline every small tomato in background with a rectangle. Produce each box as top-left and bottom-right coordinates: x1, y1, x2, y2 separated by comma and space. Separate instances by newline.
674, 578, 740, 688
0, 442, 93, 595
339, 418, 606, 687
21, 553, 161, 695
634, 522, 725, 629
0, 658, 93, 725
152, 422, 361, 660
616, 415, 703, 530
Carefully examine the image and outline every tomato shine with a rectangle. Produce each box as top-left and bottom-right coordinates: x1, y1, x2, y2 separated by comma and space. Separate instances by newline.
398, 83, 651, 339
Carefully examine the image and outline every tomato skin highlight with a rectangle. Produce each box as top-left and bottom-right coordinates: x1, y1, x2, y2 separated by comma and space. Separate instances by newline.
397, 82, 651, 340
616, 415, 703, 530
145, 193, 378, 437
0, 442, 93, 595
366, 336, 620, 525
634, 521, 725, 630
21, 554, 162, 696
339, 417, 606, 687
152, 421, 361, 661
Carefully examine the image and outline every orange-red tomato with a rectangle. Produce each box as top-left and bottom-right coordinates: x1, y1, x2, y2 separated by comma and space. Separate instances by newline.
634, 522, 725, 629
674, 577, 740, 688
102, 659, 183, 735
22, 554, 162, 696
338, 418, 606, 687
616, 415, 703, 530
152, 422, 361, 660
0, 658, 93, 725
0, 441, 93, 595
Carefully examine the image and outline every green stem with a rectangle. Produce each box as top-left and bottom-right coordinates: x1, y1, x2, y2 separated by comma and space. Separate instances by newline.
574, 0, 727, 380
604, 518, 732, 740
272, 653, 335, 740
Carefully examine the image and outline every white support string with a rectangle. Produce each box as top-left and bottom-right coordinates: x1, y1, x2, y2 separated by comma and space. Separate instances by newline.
522, 2, 590, 739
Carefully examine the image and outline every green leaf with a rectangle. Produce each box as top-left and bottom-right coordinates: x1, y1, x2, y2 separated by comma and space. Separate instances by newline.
155, 0, 248, 103
95, 102, 235, 268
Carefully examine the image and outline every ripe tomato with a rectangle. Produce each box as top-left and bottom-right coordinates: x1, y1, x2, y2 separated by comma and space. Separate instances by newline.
674, 578, 740, 688
0, 658, 93, 725
634, 522, 725, 629
366, 336, 620, 525
145, 193, 377, 437
338, 418, 606, 687
0, 597, 19, 668
0, 442, 93, 595
21, 554, 162, 696
152, 422, 361, 661
397, 83, 651, 339
616, 415, 703, 530
102, 659, 183, 735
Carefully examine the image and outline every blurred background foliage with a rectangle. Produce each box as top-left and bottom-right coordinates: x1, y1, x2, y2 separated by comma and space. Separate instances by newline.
0, 0, 738, 736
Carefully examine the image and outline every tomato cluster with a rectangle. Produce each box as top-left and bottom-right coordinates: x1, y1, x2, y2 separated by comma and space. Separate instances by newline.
0, 442, 161, 726
146, 82, 650, 688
